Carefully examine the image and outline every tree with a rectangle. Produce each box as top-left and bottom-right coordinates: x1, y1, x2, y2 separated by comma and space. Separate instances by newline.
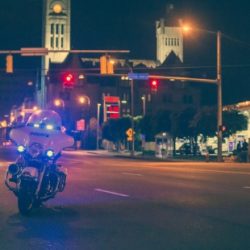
191, 108, 248, 138
102, 117, 131, 150
139, 110, 171, 142
139, 114, 157, 141
223, 110, 248, 136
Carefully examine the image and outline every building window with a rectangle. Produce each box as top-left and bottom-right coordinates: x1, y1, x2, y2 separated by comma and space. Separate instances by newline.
56, 24, 59, 34
61, 37, 64, 48
189, 96, 193, 104
177, 38, 179, 46
165, 38, 168, 45
50, 24, 54, 34
56, 37, 59, 48
50, 37, 54, 48
61, 24, 64, 34
162, 94, 173, 103
183, 95, 193, 104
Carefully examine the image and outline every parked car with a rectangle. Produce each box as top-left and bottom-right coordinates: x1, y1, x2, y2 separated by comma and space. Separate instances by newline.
176, 143, 201, 156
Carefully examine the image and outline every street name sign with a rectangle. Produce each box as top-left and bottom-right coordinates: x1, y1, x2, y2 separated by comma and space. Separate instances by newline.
128, 73, 149, 80
21, 48, 49, 56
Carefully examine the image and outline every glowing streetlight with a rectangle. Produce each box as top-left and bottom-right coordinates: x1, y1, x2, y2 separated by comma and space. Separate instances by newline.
78, 74, 85, 80
182, 24, 223, 161
182, 25, 192, 33
53, 98, 64, 108
78, 95, 90, 106
33, 106, 39, 111
0, 120, 7, 128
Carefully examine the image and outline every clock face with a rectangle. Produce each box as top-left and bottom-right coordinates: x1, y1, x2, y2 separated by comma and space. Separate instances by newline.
53, 4, 62, 14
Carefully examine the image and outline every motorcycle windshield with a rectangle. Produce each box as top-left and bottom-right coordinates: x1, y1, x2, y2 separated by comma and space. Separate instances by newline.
26, 110, 62, 131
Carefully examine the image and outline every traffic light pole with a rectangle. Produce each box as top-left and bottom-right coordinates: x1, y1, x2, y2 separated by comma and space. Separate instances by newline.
40, 56, 47, 108
217, 31, 223, 162
130, 78, 135, 157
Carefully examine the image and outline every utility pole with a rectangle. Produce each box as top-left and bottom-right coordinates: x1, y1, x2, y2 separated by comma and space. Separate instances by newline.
217, 31, 223, 162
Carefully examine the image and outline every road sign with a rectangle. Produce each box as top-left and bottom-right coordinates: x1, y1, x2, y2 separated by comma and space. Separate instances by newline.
21, 48, 49, 56
126, 128, 134, 141
128, 73, 149, 80
104, 96, 120, 121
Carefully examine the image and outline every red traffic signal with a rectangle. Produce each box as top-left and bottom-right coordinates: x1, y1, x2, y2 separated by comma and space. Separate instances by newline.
63, 73, 75, 88
150, 79, 159, 92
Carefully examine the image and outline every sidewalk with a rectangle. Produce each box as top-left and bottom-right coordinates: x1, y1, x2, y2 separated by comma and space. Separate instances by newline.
63, 149, 212, 162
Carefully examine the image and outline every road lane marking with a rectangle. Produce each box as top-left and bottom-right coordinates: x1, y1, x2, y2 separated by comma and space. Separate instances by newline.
95, 188, 130, 197
122, 172, 143, 177
136, 164, 250, 176
243, 186, 250, 189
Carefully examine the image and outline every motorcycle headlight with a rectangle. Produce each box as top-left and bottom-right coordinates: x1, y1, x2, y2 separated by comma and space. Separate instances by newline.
28, 143, 43, 158
17, 145, 25, 153
46, 149, 54, 158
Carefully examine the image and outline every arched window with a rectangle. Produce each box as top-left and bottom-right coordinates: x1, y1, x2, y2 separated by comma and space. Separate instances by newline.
50, 24, 54, 34
56, 24, 59, 34
50, 37, 54, 48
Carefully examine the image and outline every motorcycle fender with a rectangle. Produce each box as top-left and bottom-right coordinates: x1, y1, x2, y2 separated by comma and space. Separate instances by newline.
58, 166, 68, 176
21, 167, 39, 180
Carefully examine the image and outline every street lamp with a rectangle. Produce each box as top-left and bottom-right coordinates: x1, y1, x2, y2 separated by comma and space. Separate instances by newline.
141, 95, 146, 116
78, 95, 91, 106
129, 70, 135, 156
122, 61, 135, 156
96, 103, 101, 150
183, 26, 223, 161
53, 98, 65, 108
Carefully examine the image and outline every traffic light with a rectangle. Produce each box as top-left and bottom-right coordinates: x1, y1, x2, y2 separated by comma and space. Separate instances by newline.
150, 79, 159, 92
62, 73, 74, 88
100, 55, 114, 74
6, 54, 13, 73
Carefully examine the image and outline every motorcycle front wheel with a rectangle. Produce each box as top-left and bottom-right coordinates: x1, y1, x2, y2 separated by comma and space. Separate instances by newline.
18, 187, 34, 216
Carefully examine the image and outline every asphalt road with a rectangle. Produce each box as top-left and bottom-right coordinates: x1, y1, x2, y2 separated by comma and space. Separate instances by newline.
1, 148, 250, 250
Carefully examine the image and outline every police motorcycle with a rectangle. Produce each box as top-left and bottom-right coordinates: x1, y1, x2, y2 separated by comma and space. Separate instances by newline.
5, 110, 74, 215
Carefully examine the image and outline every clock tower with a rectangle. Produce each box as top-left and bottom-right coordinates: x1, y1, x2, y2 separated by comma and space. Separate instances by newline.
156, 5, 183, 64
38, 0, 71, 108
43, 0, 71, 64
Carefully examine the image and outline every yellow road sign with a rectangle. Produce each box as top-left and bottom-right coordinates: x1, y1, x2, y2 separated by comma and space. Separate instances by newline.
126, 128, 133, 141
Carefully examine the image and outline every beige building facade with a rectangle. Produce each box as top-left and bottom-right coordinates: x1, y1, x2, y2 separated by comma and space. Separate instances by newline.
156, 19, 183, 63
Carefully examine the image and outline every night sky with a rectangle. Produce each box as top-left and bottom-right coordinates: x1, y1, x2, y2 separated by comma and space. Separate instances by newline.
0, 0, 250, 104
